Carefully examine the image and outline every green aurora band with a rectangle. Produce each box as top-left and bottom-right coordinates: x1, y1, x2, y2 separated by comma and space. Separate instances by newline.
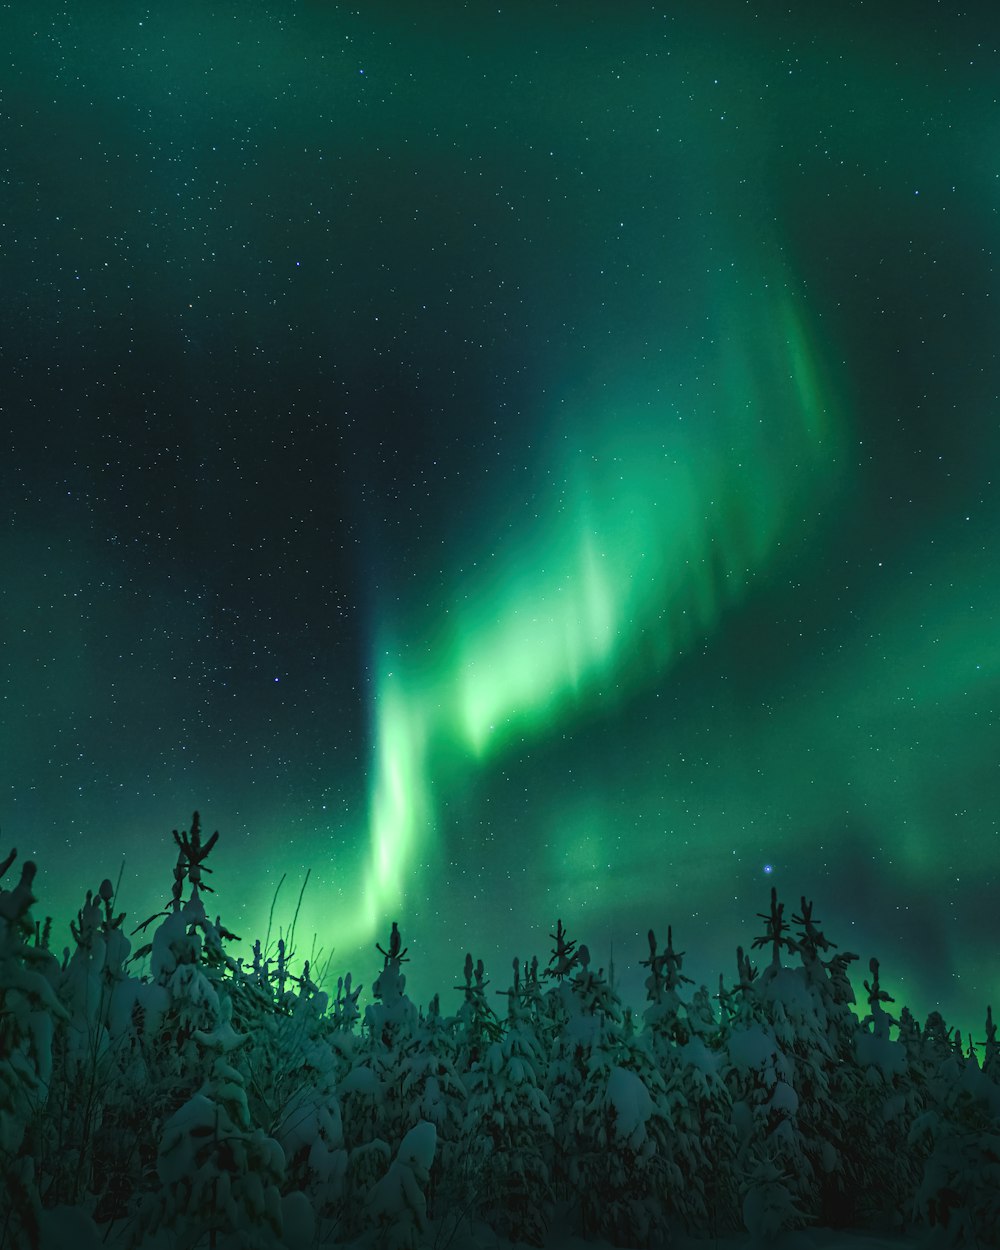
353, 281, 846, 948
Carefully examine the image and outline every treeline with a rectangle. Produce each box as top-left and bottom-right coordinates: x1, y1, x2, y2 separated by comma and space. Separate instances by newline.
1, 814, 999, 1249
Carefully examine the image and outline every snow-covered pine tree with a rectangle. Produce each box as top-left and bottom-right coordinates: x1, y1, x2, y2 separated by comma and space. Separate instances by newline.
364, 1120, 436, 1250
984, 1005, 1000, 1084
0, 849, 67, 1250
262, 965, 349, 1236
852, 955, 923, 1232
721, 891, 812, 1239
134, 1028, 290, 1250
637, 925, 714, 1235
125, 814, 291, 1244
129, 814, 242, 1080
544, 918, 580, 984
641, 925, 693, 1049
461, 955, 554, 1246
661, 985, 739, 1235
451, 951, 502, 1071
331, 970, 363, 1033
44, 877, 137, 1222
779, 896, 865, 1229
364, 921, 416, 1051
393, 993, 467, 1222
340, 923, 419, 1237
547, 940, 674, 1247
908, 1002, 1000, 1245
540, 919, 590, 1202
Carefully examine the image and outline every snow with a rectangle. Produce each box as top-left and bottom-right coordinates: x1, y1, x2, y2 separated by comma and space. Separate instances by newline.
396, 1120, 436, 1172
856, 1030, 908, 1081
605, 1064, 653, 1143
341, 1062, 381, 1095
770, 1077, 799, 1115
680, 1033, 719, 1075
726, 1022, 785, 1071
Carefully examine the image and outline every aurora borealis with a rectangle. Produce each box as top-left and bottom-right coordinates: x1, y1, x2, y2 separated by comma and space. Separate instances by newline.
3, 3, 997, 1040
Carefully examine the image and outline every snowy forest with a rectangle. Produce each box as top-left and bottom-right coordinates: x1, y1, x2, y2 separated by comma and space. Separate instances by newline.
2, 814, 998, 1250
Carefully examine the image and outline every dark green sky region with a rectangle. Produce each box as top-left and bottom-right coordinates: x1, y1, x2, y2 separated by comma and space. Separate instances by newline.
3, 3, 998, 1039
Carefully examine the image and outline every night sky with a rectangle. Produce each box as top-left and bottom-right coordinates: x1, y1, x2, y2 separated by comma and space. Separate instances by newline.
3, 2, 997, 1040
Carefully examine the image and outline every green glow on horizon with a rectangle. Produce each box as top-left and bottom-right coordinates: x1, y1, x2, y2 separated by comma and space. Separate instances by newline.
352, 284, 848, 942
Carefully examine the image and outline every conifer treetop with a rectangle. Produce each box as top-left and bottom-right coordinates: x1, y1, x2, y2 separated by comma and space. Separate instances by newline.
752, 886, 798, 967
642, 926, 694, 1002
544, 917, 580, 981
791, 896, 836, 962
0, 848, 38, 937
376, 919, 409, 967
736, 944, 758, 989
171, 811, 219, 898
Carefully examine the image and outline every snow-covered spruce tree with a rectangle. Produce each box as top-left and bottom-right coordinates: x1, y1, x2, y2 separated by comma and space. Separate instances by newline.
451, 951, 503, 1072
642, 924, 693, 1051
720, 894, 810, 1241
638, 925, 708, 1236
125, 814, 304, 1249
394, 993, 467, 1221
460, 956, 554, 1247
41, 876, 139, 1223
641, 927, 739, 1237
116, 813, 246, 1210
853, 955, 923, 1231
907, 1003, 1000, 1246
365, 922, 419, 1150
134, 1010, 291, 1250
984, 1005, 1000, 1085
326, 971, 364, 1096
549, 940, 674, 1247
776, 896, 865, 1229
0, 848, 67, 1250
339, 923, 418, 1239
262, 961, 349, 1235
331, 970, 363, 1033
129, 815, 241, 1076
364, 921, 417, 1052
728, 890, 866, 1231
539, 918, 587, 1202
364, 1120, 437, 1250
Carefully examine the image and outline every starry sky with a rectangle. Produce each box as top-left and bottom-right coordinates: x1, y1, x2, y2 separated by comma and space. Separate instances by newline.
3, 2, 998, 1040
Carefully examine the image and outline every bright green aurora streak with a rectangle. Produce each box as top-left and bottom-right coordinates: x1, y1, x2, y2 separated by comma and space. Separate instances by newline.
353, 283, 844, 947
